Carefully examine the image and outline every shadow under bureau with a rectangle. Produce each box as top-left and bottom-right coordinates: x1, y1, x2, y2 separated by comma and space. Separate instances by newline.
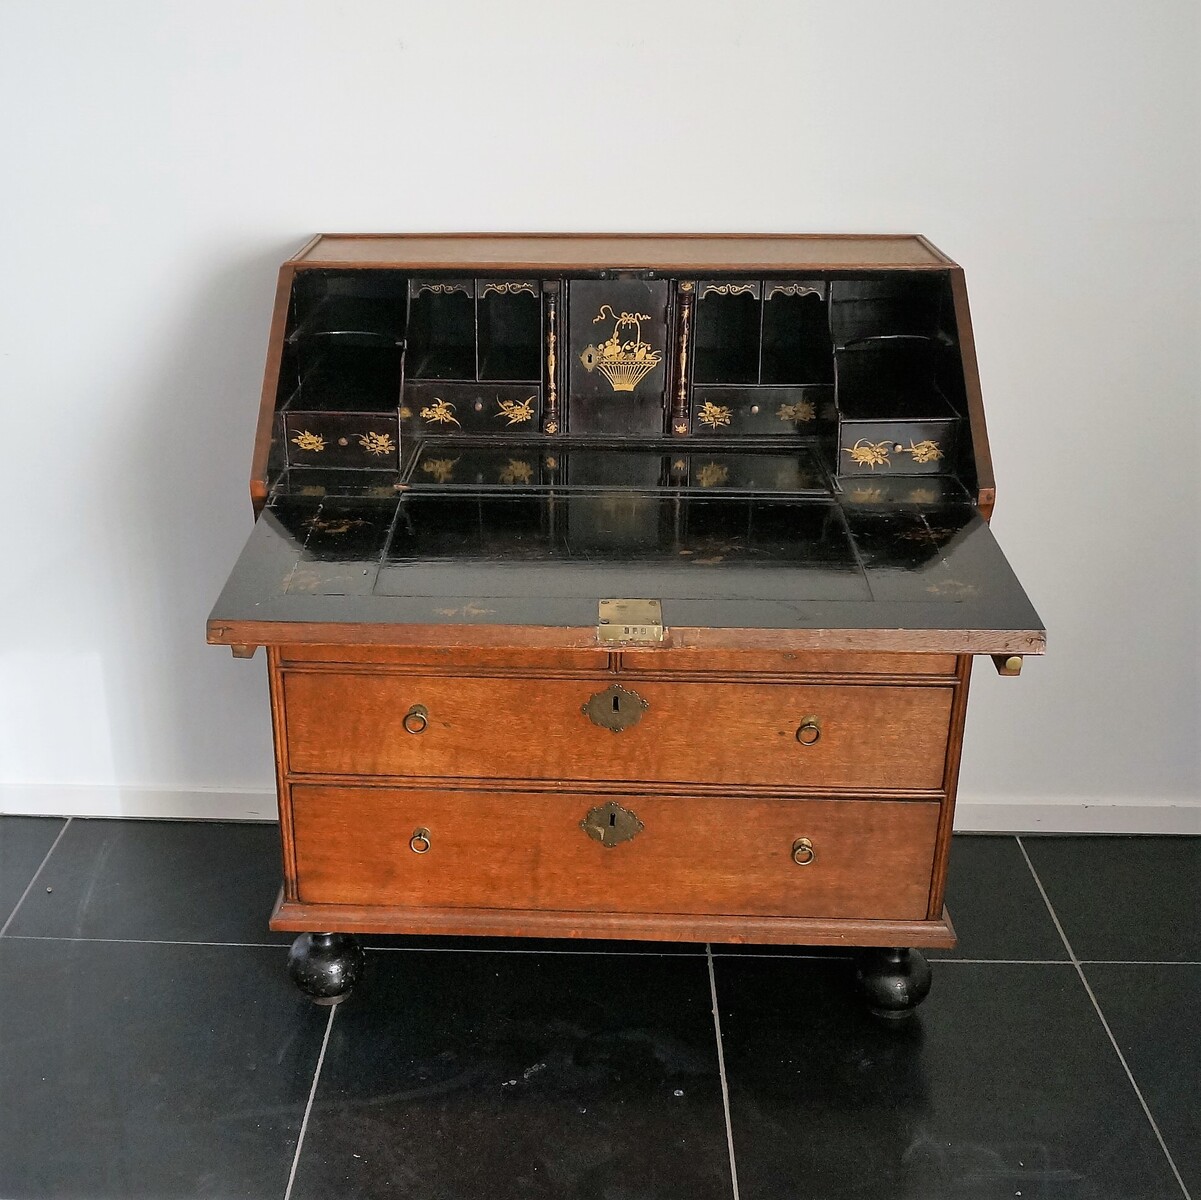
208, 233, 1044, 1018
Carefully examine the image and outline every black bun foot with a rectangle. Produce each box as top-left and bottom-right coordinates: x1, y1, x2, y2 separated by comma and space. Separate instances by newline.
856, 947, 932, 1020
287, 932, 364, 1005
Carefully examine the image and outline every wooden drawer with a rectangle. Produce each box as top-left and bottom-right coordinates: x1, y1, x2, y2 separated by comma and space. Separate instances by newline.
281, 671, 953, 790
618, 649, 958, 677
277, 645, 610, 672
291, 785, 939, 920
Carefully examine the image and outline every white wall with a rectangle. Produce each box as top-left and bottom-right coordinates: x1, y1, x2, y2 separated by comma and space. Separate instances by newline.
1, 1, 1197, 831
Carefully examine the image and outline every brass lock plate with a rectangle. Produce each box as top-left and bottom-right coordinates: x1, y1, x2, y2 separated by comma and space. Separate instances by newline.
580, 800, 644, 848
597, 598, 663, 644
582, 683, 649, 733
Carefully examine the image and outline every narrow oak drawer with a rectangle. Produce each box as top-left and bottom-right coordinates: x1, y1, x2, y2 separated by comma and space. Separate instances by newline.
618, 649, 958, 677
277, 645, 611, 672
291, 785, 940, 920
281, 672, 953, 790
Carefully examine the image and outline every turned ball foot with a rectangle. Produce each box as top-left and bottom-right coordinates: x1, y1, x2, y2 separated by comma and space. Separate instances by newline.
856, 947, 932, 1020
287, 932, 363, 1005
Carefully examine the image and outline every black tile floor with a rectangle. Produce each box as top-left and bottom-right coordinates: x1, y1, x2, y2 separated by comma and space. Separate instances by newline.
0, 818, 1197, 1200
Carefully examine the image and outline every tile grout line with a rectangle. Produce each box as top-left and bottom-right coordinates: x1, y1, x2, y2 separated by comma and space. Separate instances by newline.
0, 818, 72, 938
1078, 960, 1201, 967
706, 944, 742, 1200
929, 958, 1071, 965
1016, 836, 1192, 1200
2, 931, 1196, 965
283, 1001, 337, 1200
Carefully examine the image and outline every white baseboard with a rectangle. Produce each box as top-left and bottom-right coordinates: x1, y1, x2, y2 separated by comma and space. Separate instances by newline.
954, 800, 1201, 835
2, 783, 1198, 834
0, 783, 278, 822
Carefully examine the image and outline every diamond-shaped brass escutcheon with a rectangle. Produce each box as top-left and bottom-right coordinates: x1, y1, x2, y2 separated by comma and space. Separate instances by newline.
582, 683, 649, 733
580, 801, 644, 848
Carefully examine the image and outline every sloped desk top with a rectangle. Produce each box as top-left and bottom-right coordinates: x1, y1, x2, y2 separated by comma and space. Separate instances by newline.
208, 480, 1043, 655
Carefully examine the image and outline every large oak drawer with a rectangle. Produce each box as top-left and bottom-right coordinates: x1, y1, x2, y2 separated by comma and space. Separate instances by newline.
281, 671, 953, 790
291, 785, 939, 920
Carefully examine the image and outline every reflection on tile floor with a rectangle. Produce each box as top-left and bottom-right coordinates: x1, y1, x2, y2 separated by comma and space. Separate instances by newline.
0, 817, 1196, 1199
0, 937, 326, 1198
717, 958, 1182, 1199
291, 951, 732, 1200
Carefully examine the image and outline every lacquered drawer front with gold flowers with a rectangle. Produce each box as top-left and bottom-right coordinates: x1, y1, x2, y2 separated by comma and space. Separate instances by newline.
283, 412, 400, 470
401, 382, 541, 437
837, 420, 958, 476
690, 386, 835, 437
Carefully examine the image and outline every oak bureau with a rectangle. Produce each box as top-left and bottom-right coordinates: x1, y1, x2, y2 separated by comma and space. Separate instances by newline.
208, 234, 1043, 1018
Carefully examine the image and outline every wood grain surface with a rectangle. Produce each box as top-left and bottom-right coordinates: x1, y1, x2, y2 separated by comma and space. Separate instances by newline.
270, 892, 958, 948
617, 648, 958, 678
281, 671, 955, 790
278, 644, 613, 672
290, 785, 940, 920
291, 232, 955, 271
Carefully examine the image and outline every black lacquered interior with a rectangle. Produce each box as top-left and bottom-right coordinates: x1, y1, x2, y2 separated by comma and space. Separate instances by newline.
270, 266, 969, 474
212, 260, 1042, 643
211, 475, 1040, 636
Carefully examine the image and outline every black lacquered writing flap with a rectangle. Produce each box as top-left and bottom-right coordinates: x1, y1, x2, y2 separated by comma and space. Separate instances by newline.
208, 492, 1043, 653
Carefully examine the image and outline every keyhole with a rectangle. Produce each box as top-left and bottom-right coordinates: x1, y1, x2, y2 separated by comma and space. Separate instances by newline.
609, 812, 617, 828
613, 694, 621, 712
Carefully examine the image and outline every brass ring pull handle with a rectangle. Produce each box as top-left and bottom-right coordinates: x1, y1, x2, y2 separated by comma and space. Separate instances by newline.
402, 704, 429, 735
791, 837, 816, 866
409, 827, 432, 854
795, 716, 821, 746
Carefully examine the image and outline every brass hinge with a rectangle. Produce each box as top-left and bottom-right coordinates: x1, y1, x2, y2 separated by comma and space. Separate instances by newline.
596, 598, 664, 644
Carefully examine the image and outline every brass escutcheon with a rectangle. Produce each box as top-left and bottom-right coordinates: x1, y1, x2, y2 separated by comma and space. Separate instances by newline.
403, 704, 429, 735
581, 801, 644, 848
791, 837, 816, 866
582, 684, 649, 733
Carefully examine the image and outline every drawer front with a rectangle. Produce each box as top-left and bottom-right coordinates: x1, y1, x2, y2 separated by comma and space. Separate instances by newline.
291, 786, 939, 920
618, 649, 958, 677
402, 382, 541, 437
278, 645, 611, 671
282, 672, 953, 790
690, 386, 834, 438
284, 411, 401, 470
837, 419, 958, 476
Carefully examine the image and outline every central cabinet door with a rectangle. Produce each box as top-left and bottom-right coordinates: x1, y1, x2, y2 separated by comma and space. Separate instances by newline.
568, 278, 670, 435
